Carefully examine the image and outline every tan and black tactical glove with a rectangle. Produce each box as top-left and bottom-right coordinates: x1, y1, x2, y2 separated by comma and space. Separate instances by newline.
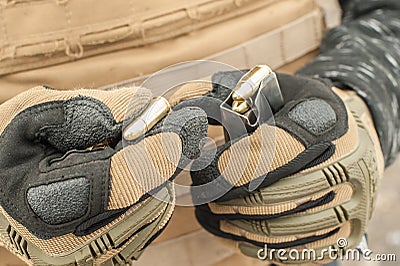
0, 86, 208, 265
189, 69, 384, 264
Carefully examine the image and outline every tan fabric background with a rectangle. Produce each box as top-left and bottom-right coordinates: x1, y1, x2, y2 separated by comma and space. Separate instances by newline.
0, 0, 320, 101
0, 0, 276, 75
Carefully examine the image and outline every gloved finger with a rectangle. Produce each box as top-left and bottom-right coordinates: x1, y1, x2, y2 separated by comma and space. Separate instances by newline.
199, 107, 361, 218
197, 204, 348, 246
170, 71, 243, 126
196, 205, 352, 265
29, 88, 151, 152
207, 184, 349, 218
168, 81, 213, 106
0, 86, 152, 153
108, 105, 208, 210
0, 85, 151, 127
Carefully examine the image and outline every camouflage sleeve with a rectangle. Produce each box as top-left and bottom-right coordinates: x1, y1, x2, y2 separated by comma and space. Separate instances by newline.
297, 0, 400, 166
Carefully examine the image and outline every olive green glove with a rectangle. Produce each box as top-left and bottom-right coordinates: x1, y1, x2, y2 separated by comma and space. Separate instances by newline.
190, 71, 384, 264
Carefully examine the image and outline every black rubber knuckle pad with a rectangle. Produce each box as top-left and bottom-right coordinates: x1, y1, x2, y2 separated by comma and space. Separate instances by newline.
27, 177, 90, 225
39, 96, 121, 152
272, 73, 348, 147
150, 106, 208, 160
288, 99, 337, 136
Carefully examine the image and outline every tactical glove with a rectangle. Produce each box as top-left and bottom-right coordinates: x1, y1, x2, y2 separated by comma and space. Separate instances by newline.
189, 70, 384, 264
0, 85, 208, 265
